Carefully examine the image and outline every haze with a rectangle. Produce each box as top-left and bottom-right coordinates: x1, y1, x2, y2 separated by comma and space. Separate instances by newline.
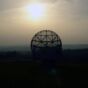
0, 0, 88, 46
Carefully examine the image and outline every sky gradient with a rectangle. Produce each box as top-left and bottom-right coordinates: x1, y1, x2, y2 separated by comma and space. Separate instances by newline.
0, 0, 88, 46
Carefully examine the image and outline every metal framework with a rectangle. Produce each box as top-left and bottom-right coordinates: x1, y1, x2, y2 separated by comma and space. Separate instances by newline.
31, 30, 62, 58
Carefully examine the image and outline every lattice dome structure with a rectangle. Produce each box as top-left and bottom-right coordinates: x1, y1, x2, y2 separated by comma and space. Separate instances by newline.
31, 30, 62, 59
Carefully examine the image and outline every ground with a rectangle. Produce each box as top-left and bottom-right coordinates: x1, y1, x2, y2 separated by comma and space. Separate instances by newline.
0, 49, 88, 88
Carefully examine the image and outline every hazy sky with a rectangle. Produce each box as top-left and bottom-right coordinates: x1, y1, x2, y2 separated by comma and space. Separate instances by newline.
0, 0, 88, 46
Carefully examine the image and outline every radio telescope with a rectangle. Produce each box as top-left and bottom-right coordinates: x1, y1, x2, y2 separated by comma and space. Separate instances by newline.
31, 30, 62, 59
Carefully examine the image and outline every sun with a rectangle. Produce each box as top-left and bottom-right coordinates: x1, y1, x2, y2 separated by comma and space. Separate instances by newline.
25, 3, 45, 21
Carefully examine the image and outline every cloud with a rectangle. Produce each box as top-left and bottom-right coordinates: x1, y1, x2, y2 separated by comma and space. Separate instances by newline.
1, 0, 88, 18
37, 0, 58, 3
0, 0, 58, 11
58, 0, 88, 19
0, 0, 36, 11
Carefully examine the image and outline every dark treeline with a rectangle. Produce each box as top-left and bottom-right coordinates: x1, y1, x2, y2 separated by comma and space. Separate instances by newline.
0, 49, 88, 63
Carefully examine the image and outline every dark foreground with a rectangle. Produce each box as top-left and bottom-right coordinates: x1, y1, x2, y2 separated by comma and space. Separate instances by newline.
0, 49, 88, 88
